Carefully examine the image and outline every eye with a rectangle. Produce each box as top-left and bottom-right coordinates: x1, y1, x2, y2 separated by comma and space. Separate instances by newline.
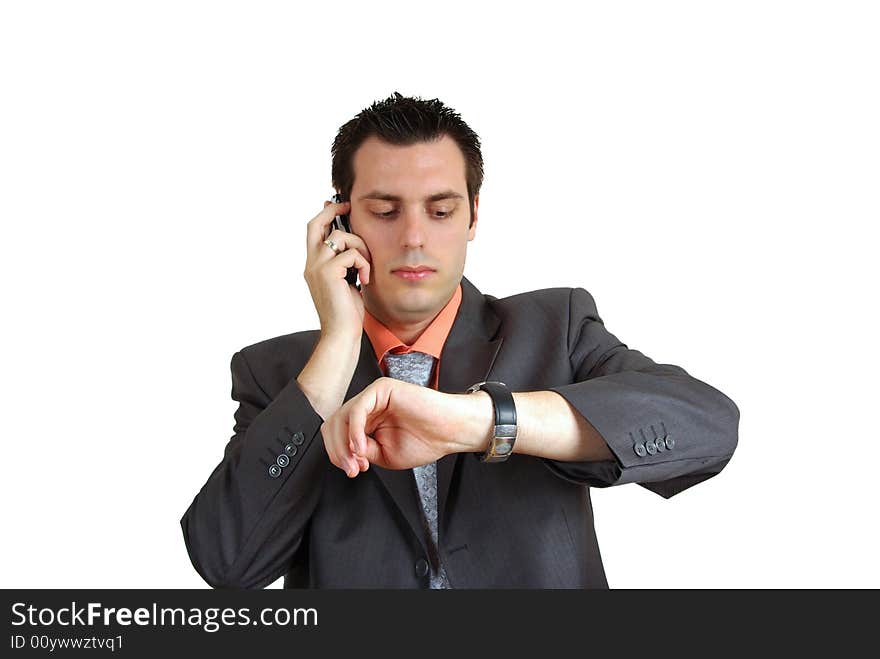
371, 208, 453, 219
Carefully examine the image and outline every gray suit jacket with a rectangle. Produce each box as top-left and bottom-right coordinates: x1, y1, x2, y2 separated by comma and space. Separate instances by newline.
180, 276, 739, 588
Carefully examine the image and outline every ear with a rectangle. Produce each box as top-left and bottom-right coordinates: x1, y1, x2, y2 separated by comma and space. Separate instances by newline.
467, 195, 479, 241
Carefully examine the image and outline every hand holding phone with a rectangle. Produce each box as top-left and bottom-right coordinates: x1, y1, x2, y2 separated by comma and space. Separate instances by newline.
303, 196, 371, 344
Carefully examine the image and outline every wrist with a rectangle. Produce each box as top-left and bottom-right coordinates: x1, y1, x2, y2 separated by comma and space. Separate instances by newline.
451, 390, 494, 454
320, 329, 363, 351
467, 382, 518, 462
296, 332, 362, 420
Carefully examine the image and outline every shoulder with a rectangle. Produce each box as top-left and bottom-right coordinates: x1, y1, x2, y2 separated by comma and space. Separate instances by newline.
485, 286, 600, 323
233, 329, 323, 386
225, 329, 341, 394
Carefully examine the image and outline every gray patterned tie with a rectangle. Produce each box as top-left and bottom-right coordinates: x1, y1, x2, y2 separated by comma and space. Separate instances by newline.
383, 350, 452, 589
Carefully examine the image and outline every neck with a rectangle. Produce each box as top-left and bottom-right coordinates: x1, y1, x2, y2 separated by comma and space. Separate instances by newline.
363, 288, 452, 346
367, 306, 436, 346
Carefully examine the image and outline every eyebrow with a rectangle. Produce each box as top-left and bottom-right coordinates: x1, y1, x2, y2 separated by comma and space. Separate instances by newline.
357, 189, 465, 203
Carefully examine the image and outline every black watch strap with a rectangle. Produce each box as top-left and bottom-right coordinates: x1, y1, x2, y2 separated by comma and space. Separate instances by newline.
466, 381, 517, 462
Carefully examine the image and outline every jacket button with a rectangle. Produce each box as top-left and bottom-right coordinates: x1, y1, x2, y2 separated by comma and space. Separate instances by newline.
644, 439, 657, 455
268, 464, 282, 478
284, 442, 298, 456
665, 435, 675, 449
414, 558, 429, 578
634, 443, 647, 457
292, 431, 305, 446
654, 436, 666, 451
276, 454, 290, 468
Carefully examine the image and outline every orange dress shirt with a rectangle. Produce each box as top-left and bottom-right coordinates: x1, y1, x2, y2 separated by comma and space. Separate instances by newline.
361, 283, 462, 390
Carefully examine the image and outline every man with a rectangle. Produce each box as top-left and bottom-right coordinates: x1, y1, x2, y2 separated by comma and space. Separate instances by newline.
180, 92, 739, 589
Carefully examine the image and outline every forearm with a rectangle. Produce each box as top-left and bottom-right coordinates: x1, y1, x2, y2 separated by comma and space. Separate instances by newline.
454, 390, 614, 462
296, 333, 362, 420
182, 350, 329, 588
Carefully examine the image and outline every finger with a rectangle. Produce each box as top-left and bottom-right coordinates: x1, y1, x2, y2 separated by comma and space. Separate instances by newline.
323, 248, 371, 285
327, 443, 350, 476
309, 199, 346, 228
352, 437, 372, 471
316, 230, 373, 276
325, 433, 357, 477
348, 397, 370, 457
338, 447, 357, 477
306, 200, 351, 251
361, 436, 383, 466
328, 229, 373, 262
339, 433, 361, 478
328, 448, 350, 476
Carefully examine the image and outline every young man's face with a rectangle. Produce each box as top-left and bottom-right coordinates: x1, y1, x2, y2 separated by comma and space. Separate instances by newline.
348, 134, 478, 327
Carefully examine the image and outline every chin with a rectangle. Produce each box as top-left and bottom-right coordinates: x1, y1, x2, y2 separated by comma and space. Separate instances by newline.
389, 285, 441, 311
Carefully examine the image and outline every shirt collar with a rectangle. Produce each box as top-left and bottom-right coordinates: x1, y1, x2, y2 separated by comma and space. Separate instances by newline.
362, 282, 463, 361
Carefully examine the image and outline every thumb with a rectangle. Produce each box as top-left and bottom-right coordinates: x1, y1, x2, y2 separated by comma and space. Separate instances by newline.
362, 435, 387, 468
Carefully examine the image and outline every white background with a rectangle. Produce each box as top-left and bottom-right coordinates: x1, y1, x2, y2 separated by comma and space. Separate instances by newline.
2, 1, 877, 589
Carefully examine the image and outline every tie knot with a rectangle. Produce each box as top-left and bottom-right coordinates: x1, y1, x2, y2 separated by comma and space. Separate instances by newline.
384, 351, 436, 387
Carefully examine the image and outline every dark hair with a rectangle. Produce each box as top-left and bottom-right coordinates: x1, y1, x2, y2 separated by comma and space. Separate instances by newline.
331, 92, 484, 228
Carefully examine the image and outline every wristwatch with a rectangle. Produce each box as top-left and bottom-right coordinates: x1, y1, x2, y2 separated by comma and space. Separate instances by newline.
465, 381, 517, 463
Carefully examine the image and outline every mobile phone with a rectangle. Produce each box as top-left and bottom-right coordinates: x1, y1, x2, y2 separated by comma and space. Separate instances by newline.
329, 193, 360, 290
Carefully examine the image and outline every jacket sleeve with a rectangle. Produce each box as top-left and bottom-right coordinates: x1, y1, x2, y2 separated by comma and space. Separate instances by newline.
543, 287, 740, 498
180, 349, 327, 588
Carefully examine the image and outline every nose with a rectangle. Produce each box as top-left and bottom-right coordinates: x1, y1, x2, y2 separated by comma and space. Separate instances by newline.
398, 206, 426, 249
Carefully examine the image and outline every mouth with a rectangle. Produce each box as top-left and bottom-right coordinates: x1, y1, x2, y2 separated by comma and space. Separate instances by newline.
392, 267, 436, 281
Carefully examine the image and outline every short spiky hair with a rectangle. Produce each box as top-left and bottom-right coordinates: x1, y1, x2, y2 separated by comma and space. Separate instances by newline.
331, 91, 484, 228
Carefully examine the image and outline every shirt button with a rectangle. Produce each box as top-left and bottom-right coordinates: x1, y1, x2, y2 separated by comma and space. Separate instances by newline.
268, 464, 282, 479
414, 558, 429, 578
276, 454, 290, 468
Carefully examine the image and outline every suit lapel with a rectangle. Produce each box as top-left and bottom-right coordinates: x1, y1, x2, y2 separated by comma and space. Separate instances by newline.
435, 276, 503, 530
344, 275, 503, 556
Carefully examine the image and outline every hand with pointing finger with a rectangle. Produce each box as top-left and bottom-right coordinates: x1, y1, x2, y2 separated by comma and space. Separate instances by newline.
320, 376, 494, 478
